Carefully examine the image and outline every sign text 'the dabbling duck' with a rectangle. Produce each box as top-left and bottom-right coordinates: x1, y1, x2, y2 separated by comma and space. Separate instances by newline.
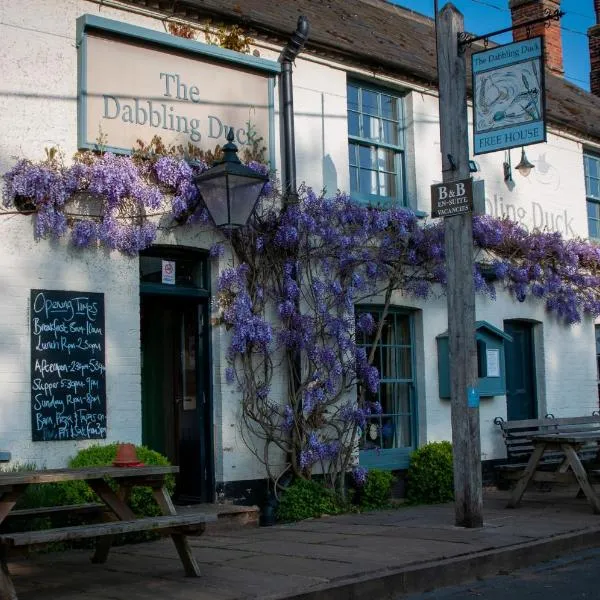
81, 32, 272, 153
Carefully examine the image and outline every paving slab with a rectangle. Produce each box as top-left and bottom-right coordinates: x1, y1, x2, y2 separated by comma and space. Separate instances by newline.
6, 489, 600, 600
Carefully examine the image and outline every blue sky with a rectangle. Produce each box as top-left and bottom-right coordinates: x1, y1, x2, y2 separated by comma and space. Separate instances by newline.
391, 1, 596, 90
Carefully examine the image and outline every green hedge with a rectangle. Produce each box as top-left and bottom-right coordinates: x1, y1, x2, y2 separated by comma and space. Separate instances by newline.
276, 479, 345, 522
406, 441, 454, 505
357, 469, 396, 511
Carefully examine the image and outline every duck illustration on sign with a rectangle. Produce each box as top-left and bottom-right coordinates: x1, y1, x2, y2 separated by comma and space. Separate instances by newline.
475, 63, 541, 131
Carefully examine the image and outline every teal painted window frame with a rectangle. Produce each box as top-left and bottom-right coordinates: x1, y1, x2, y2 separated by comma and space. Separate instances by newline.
347, 82, 407, 208
76, 14, 278, 167
356, 307, 417, 470
584, 152, 600, 240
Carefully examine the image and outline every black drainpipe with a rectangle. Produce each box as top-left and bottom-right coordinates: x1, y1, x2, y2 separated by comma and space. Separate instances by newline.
278, 16, 310, 203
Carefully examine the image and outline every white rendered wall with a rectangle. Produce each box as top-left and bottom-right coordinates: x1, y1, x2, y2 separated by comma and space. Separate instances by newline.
0, 217, 141, 466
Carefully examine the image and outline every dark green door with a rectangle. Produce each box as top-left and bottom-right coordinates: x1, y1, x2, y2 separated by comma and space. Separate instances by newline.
141, 295, 211, 502
504, 321, 537, 421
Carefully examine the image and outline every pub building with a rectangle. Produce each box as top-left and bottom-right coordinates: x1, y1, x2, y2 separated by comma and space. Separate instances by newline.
1, 0, 600, 504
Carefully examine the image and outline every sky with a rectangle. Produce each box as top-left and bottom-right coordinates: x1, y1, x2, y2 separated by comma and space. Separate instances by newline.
391, 0, 596, 90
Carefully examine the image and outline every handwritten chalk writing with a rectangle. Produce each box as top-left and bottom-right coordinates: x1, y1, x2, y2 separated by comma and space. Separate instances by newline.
30, 290, 106, 442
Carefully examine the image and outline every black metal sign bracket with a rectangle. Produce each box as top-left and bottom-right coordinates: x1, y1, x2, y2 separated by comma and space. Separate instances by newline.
457, 8, 564, 54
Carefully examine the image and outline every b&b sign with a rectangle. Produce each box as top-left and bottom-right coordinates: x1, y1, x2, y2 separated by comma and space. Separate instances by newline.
431, 178, 473, 218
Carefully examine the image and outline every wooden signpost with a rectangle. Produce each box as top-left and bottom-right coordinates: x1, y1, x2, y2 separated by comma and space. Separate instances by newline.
436, 4, 483, 528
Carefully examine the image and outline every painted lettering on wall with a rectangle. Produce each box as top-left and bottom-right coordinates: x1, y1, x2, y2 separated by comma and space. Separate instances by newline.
30, 290, 107, 441
485, 194, 575, 237
102, 72, 255, 146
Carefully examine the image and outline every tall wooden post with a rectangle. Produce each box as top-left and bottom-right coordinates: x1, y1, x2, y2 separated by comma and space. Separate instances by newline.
436, 3, 483, 528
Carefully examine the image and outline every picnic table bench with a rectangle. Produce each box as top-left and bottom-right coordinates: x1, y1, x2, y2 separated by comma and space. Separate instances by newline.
0, 465, 216, 600
494, 414, 600, 482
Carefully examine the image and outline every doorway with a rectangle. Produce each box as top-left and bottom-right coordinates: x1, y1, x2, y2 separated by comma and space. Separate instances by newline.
139, 249, 212, 503
504, 320, 537, 421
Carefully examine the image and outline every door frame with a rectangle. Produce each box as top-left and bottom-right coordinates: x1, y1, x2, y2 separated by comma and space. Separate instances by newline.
139, 246, 214, 502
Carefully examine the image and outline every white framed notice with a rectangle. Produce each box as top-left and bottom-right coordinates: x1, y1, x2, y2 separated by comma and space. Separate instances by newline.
486, 349, 501, 378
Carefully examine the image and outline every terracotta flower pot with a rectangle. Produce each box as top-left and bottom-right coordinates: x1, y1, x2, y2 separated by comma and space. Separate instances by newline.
113, 443, 143, 467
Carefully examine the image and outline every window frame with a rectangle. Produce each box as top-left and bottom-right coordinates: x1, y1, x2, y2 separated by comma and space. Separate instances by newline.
347, 81, 407, 208
356, 306, 418, 470
584, 152, 600, 240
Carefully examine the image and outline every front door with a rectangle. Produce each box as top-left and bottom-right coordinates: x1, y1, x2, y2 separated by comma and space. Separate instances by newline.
141, 295, 211, 502
504, 320, 537, 421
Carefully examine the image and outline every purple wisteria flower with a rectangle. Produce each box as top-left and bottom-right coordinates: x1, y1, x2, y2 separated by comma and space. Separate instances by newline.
351, 466, 368, 487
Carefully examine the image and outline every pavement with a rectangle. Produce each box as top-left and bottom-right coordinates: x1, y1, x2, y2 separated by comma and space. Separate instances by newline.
7, 487, 600, 600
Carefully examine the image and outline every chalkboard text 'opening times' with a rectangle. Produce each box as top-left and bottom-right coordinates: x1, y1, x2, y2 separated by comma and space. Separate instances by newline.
32, 292, 100, 322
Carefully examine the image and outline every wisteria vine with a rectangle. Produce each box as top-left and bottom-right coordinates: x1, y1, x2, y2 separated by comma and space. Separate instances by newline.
4, 145, 600, 495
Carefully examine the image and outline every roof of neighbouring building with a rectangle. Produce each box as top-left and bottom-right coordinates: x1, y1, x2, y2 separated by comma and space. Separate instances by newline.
123, 0, 600, 143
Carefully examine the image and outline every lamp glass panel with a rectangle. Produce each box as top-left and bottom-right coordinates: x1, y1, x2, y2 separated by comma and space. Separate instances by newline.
199, 177, 230, 227
227, 174, 265, 226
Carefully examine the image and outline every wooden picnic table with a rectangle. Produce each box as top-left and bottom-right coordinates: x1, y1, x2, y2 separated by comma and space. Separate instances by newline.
507, 431, 600, 514
0, 465, 215, 600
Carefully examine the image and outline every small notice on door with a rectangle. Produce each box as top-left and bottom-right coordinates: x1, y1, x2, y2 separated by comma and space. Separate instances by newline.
162, 260, 176, 285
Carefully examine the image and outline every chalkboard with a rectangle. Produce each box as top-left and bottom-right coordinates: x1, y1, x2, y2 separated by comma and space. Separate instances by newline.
30, 289, 107, 441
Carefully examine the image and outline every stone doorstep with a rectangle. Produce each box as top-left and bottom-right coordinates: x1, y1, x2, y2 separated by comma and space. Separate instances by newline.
176, 503, 259, 534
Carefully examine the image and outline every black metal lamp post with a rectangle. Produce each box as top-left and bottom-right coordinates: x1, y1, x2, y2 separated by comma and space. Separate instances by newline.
194, 128, 268, 229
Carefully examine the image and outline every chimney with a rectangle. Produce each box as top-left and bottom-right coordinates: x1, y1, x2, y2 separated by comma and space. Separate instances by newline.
589, 0, 600, 95
509, 0, 563, 76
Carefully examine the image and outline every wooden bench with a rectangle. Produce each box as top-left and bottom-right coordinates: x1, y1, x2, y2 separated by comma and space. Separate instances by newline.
2, 502, 104, 522
494, 414, 600, 484
0, 465, 213, 598
0, 513, 212, 548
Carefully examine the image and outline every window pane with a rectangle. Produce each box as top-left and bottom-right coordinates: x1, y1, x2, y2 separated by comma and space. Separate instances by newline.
378, 171, 397, 197
362, 89, 379, 116
382, 120, 399, 145
359, 145, 374, 168
591, 179, 600, 199
395, 414, 412, 447
380, 314, 395, 345
347, 84, 359, 112
395, 315, 411, 344
381, 94, 397, 120
377, 147, 395, 172
588, 201, 598, 219
348, 143, 357, 166
359, 168, 378, 195
587, 155, 599, 179
348, 110, 360, 137
379, 346, 397, 379
589, 217, 599, 239
398, 348, 412, 379
363, 115, 380, 141
349, 166, 358, 193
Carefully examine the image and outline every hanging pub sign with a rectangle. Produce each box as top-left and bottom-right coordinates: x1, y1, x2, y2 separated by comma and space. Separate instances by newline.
431, 178, 473, 218
30, 290, 107, 441
472, 36, 546, 155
